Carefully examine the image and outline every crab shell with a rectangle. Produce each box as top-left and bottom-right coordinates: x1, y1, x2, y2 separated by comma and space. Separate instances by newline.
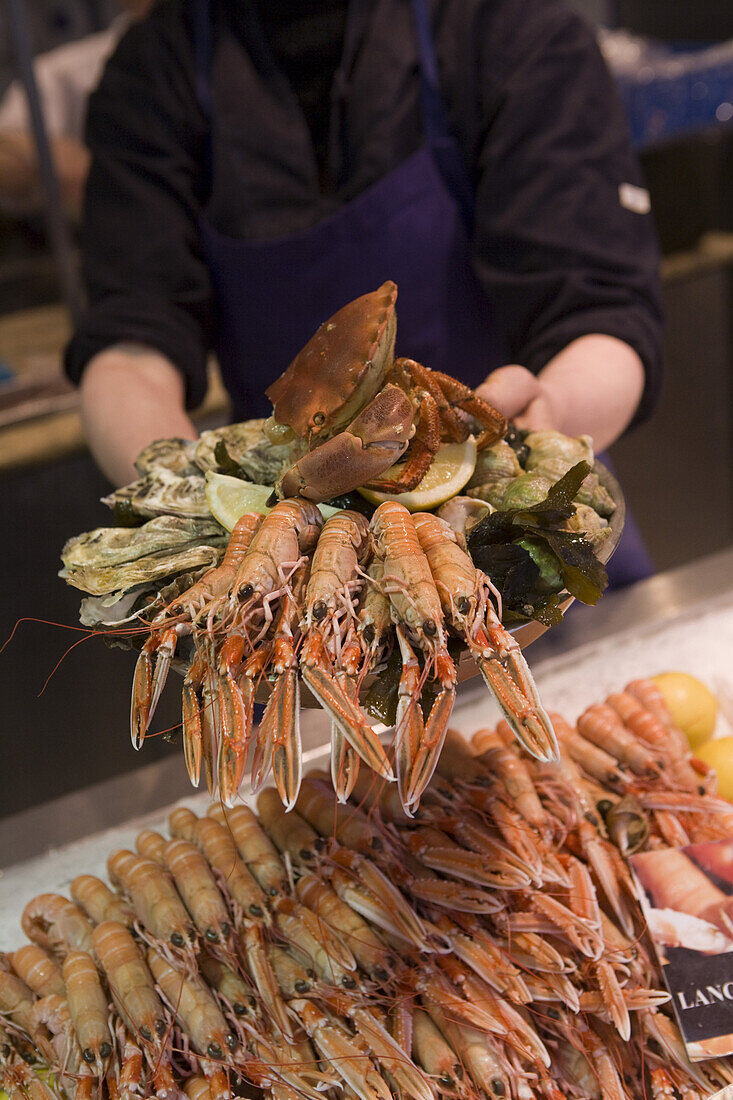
265, 281, 398, 441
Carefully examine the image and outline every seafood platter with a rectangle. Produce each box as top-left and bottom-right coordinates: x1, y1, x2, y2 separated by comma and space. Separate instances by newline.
59, 281, 623, 814
6, 282, 732, 1099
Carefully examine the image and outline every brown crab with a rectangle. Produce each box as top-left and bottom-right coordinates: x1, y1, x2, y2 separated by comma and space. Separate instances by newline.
265, 281, 507, 503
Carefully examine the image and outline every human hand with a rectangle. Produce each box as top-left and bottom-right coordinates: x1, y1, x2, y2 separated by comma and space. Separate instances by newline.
476, 364, 559, 432
476, 337, 645, 452
0, 131, 89, 220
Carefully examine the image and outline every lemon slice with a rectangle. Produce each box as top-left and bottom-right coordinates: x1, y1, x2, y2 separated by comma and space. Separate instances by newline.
206, 472, 339, 531
358, 437, 477, 512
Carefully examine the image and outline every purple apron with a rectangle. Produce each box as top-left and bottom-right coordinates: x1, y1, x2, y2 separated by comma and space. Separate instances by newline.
194, 0, 653, 587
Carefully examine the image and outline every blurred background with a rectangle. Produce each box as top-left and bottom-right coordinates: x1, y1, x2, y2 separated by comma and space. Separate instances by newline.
0, 0, 731, 836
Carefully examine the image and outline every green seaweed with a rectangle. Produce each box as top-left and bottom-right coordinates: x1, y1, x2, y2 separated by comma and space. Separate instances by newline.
363, 648, 401, 726
467, 461, 608, 622
113, 500, 144, 527
214, 440, 247, 478
323, 492, 375, 518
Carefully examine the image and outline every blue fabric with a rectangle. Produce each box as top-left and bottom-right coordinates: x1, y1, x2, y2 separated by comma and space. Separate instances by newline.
597, 450, 655, 587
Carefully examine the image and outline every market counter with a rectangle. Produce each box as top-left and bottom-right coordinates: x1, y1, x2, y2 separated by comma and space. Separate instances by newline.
1, 543, 731, 941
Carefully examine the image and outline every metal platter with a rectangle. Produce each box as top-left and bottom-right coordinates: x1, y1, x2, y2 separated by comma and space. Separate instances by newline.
266, 459, 626, 707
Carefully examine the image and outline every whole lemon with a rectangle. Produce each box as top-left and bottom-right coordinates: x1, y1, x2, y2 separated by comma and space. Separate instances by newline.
651, 671, 717, 751
695, 737, 733, 802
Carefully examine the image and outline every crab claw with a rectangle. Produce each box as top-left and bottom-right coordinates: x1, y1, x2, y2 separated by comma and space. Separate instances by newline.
279, 384, 415, 502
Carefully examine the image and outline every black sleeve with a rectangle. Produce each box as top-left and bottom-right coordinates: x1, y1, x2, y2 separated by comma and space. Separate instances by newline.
64, 4, 212, 409
470, 1, 664, 427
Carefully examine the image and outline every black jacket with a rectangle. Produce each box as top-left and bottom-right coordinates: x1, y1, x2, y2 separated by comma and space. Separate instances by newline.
65, 0, 663, 423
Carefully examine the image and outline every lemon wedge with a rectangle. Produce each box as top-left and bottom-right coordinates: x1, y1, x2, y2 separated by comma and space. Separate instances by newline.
358, 438, 477, 512
205, 472, 339, 531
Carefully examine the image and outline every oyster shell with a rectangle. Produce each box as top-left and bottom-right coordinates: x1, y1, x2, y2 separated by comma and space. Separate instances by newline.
135, 437, 200, 477
194, 419, 295, 485
61, 516, 225, 571
195, 420, 263, 471
103, 469, 209, 519
64, 543, 225, 597
237, 438, 294, 486
78, 566, 211, 628
79, 587, 153, 628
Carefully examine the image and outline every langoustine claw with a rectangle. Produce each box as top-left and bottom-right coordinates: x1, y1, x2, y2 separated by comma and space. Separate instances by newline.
412, 511, 558, 764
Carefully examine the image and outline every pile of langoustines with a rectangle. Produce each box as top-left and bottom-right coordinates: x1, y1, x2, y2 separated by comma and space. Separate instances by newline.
2, 677, 732, 1100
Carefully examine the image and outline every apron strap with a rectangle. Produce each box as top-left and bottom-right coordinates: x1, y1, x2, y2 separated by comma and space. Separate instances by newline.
193, 0, 213, 119
192, 0, 474, 228
410, 0, 475, 231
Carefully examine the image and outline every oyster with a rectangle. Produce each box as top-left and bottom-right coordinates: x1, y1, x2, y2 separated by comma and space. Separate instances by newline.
64, 543, 225, 597
135, 437, 199, 477
61, 516, 225, 572
78, 566, 211, 628
79, 587, 153, 628
195, 420, 295, 485
237, 438, 294, 486
103, 469, 209, 519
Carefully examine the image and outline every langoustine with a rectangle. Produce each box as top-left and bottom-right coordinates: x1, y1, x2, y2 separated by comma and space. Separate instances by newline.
2, 676, 732, 1099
